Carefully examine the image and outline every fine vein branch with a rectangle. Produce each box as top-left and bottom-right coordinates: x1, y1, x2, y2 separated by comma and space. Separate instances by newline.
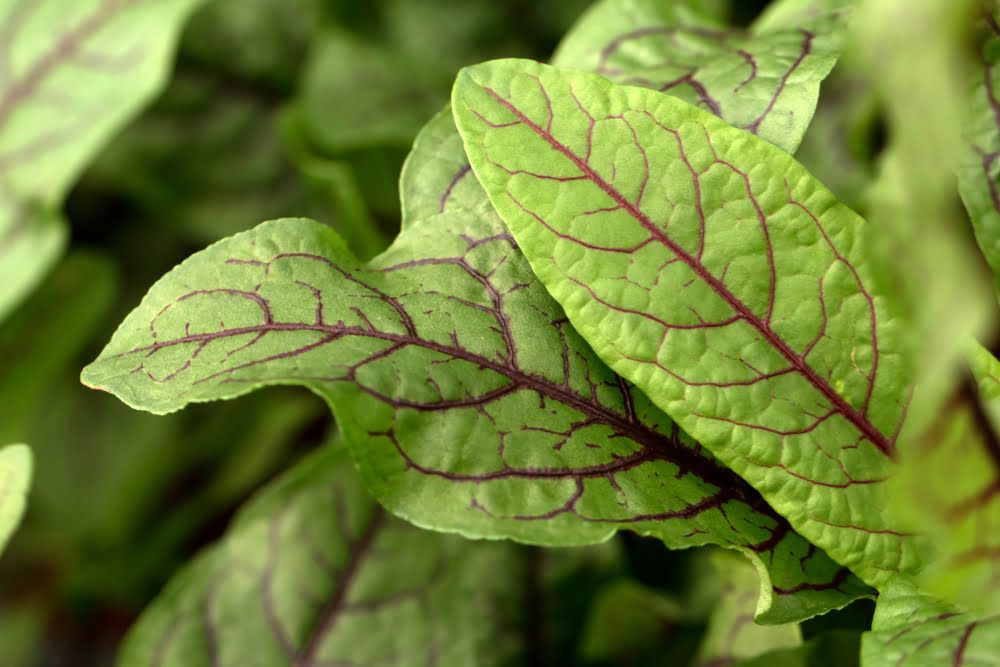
479, 84, 896, 459
119, 309, 769, 510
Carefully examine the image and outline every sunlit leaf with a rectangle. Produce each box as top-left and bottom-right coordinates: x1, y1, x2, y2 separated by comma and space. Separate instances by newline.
453, 58, 918, 588
0, 0, 203, 319
861, 579, 1000, 666
552, 0, 852, 153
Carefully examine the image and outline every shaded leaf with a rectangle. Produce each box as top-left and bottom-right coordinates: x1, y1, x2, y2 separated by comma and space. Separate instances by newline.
0, 0, 203, 319
960, 7, 1000, 293
452, 58, 917, 587
82, 207, 871, 623
399, 106, 496, 226
0, 252, 117, 443
861, 579, 1000, 666
119, 445, 523, 667
0, 444, 30, 554
552, 0, 851, 153
697, 551, 802, 666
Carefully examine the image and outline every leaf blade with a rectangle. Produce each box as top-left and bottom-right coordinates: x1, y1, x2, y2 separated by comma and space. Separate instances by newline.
551, 0, 851, 153
452, 58, 916, 587
82, 211, 871, 623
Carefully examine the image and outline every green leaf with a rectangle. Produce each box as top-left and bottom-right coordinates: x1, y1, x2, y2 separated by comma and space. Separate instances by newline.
696, 551, 802, 666
400, 106, 496, 226
853, 0, 993, 440
452, 58, 916, 588
0, 0, 203, 319
116, 444, 529, 666
890, 342, 1000, 615
551, 0, 851, 153
0, 444, 31, 555
82, 208, 871, 624
861, 579, 1000, 666
960, 8, 1000, 293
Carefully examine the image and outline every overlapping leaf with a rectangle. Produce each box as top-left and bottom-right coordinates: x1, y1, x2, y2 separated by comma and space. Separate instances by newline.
117, 445, 527, 667
0, 444, 31, 555
890, 343, 1000, 615
552, 0, 852, 154
960, 7, 1000, 292
403, 0, 851, 230
82, 201, 872, 622
0, 0, 203, 320
452, 58, 917, 588
861, 579, 1000, 666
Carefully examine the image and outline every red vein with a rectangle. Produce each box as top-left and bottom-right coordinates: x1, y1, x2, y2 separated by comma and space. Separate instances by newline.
479, 84, 895, 458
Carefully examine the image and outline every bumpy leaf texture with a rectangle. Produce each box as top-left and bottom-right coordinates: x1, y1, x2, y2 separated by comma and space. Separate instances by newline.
403, 0, 849, 228
83, 95, 878, 625
452, 58, 916, 589
0, 443, 30, 554
861, 580, 1000, 667
117, 445, 527, 667
891, 343, 1000, 615
961, 7, 1000, 292
81, 208, 871, 623
552, 0, 852, 154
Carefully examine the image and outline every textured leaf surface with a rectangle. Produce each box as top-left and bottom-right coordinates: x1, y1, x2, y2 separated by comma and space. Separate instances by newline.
453, 58, 916, 588
960, 9, 1000, 291
891, 342, 1000, 614
552, 0, 850, 153
0, 0, 201, 319
117, 445, 524, 667
0, 444, 31, 555
403, 0, 851, 227
82, 208, 871, 623
861, 580, 1000, 667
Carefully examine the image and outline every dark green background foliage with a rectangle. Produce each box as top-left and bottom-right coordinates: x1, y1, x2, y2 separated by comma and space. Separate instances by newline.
1, 0, 999, 666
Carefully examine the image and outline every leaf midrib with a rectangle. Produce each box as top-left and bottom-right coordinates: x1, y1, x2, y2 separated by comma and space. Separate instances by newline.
293, 507, 385, 667
108, 315, 772, 514
477, 83, 895, 459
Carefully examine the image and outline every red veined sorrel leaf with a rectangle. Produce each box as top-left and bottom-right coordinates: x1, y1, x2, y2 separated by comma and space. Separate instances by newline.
452, 58, 918, 588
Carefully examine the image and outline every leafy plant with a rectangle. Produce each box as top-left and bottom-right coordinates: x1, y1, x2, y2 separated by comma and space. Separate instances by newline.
3, 0, 1000, 665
